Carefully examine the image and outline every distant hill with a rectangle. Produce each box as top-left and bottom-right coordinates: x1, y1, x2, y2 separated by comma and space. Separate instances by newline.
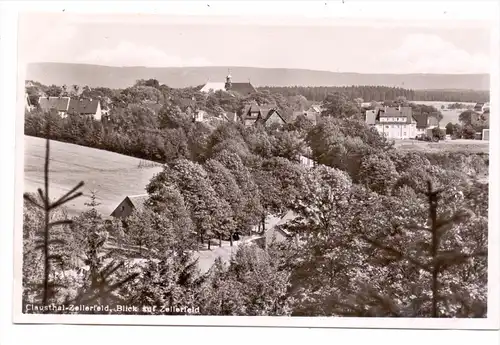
25, 62, 490, 90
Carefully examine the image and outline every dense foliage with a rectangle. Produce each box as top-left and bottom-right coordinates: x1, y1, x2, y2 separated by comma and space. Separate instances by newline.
23, 79, 489, 318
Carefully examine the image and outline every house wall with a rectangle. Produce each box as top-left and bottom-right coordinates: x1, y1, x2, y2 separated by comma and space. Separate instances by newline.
483, 129, 490, 141
94, 102, 102, 121
110, 198, 135, 218
375, 123, 416, 139
416, 127, 427, 136
265, 227, 289, 247
244, 119, 255, 127
299, 155, 315, 168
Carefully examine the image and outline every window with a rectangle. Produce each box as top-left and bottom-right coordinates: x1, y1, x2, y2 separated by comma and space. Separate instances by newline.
404, 132, 407, 136
385, 125, 389, 129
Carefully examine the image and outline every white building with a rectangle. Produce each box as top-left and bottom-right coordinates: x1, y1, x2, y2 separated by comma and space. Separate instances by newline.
366, 106, 417, 140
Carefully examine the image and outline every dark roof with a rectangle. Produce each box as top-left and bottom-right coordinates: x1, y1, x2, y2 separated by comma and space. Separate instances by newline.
474, 103, 484, 110
413, 113, 429, 129
228, 82, 256, 96
68, 98, 100, 115
127, 194, 150, 212
381, 106, 412, 118
38, 96, 70, 112
376, 106, 415, 124
259, 108, 287, 125
242, 103, 262, 120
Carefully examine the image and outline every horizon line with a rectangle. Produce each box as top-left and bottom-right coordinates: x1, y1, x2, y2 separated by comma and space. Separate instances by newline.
26, 61, 492, 76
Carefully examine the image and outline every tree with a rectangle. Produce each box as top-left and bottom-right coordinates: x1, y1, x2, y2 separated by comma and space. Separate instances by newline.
432, 127, 446, 140
213, 150, 263, 234
355, 181, 487, 317
71, 84, 80, 97
321, 92, 360, 119
162, 128, 189, 162
445, 122, 454, 135
158, 103, 191, 130
462, 124, 476, 139
271, 130, 308, 161
45, 85, 63, 97
128, 251, 206, 314
147, 159, 232, 249
204, 159, 242, 246
451, 123, 463, 139
287, 114, 314, 133
459, 110, 475, 126
202, 245, 293, 315
281, 165, 366, 315
359, 154, 399, 195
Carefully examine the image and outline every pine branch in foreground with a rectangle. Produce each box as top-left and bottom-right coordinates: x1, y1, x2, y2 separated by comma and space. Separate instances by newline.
358, 180, 486, 317
23, 113, 139, 313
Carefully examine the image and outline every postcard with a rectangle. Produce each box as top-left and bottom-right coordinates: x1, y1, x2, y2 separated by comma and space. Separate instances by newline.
9, 0, 499, 331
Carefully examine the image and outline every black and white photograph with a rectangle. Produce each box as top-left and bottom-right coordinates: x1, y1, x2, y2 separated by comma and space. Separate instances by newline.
7, 0, 499, 330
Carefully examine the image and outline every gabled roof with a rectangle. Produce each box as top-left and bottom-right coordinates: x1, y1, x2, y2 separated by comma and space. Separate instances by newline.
228, 82, 256, 96
126, 194, 150, 213
241, 103, 262, 120
413, 113, 429, 129
200, 82, 226, 93
473, 102, 485, 111
38, 96, 70, 112
376, 106, 416, 124
223, 112, 237, 122
68, 98, 100, 115
259, 108, 287, 125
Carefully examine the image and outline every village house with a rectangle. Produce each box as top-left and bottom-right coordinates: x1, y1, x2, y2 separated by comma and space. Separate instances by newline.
193, 109, 208, 122
110, 194, 150, 218
413, 113, 439, 137
68, 98, 103, 120
38, 96, 103, 120
471, 109, 490, 128
25, 93, 33, 113
298, 155, 315, 168
366, 106, 417, 140
482, 129, 490, 141
240, 103, 287, 127
200, 73, 256, 96
473, 102, 490, 114
292, 104, 323, 125
38, 96, 71, 117
261, 211, 298, 250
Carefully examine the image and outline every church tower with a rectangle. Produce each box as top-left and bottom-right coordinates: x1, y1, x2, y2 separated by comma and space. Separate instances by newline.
224, 69, 232, 91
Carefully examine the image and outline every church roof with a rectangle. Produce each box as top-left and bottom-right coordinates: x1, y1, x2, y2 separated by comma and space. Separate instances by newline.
228, 82, 256, 96
199, 80, 256, 96
200, 82, 226, 93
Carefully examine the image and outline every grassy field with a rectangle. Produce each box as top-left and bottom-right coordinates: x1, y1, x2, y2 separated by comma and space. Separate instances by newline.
413, 101, 475, 125
24, 135, 164, 217
394, 138, 489, 153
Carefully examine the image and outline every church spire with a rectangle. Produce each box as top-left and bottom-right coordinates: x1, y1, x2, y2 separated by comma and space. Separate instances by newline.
225, 68, 232, 91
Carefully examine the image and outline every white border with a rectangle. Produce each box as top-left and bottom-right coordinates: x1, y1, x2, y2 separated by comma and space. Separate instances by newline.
3, 0, 500, 332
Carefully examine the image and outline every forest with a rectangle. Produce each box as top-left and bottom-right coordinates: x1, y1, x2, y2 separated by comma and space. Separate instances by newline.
258, 85, 490, 103
22, 79, 489, 317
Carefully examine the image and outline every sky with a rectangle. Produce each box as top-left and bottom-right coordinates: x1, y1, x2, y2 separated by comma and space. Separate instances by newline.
18, 12, 493, 74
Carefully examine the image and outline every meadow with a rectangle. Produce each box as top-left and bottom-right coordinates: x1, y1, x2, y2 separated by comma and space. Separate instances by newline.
24, 135, 163, 217
393, 138, 489, 153
414, 101, 476, 124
